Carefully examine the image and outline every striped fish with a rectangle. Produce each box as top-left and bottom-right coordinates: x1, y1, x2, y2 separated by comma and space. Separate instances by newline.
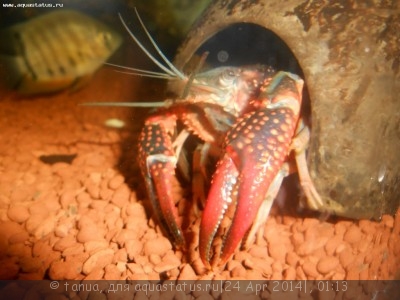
0, 9, 122, 95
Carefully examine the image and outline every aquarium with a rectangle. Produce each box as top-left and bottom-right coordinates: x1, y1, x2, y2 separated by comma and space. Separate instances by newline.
0, 0, 399, 298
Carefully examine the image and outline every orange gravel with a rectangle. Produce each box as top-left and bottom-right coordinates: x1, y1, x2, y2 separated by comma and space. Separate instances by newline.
0, 66, 399, 282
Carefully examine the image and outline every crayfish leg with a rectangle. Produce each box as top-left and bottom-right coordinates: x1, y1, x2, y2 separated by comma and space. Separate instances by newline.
243, 162, 290, 249
191, 142, 221, 213
191, 144, 208, 215
290, 120, 325, 210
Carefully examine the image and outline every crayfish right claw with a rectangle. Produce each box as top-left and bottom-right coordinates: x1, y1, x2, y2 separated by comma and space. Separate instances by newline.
138, 115, 185, 247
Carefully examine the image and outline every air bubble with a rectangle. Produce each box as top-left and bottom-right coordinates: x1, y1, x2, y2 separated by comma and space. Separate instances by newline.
217, 50, 229, 63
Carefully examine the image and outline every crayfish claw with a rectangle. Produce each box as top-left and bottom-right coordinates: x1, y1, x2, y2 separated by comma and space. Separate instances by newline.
139, 115, 186, 247
199, 154, 238, 268
145, 154, 185, 246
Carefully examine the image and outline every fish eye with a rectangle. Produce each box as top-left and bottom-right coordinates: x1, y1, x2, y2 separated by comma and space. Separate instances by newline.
100, 32, 113, 48
101, 32, 111, 42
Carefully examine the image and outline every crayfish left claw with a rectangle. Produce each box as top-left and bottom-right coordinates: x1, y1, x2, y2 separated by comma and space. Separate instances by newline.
200, 71, 304, 267
199, 153, 239, 268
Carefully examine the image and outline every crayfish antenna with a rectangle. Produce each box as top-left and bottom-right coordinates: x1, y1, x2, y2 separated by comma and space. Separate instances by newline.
105, 63, 176, 79
117, 9, 185, 80
80, 101, 170, 108
181, 51, 209, 99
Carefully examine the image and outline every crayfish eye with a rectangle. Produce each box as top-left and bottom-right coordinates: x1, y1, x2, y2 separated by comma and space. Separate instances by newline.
219, 69, 238, 87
